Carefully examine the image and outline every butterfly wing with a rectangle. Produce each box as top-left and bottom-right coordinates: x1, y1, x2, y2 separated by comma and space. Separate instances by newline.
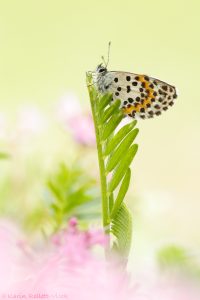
108, 71, 178, 119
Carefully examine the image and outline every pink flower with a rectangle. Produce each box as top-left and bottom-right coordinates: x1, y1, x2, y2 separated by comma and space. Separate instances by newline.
57, 92, 95, 146
0, 219, 199, 300
67, 112, 95, 146
0, 219, 132, 299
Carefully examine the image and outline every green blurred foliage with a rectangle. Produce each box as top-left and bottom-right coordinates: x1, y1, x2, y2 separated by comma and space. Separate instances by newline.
158, 245, 188, 268
46, 163, 100, 231
0, 152, 10, 160
157, 245, 200, 279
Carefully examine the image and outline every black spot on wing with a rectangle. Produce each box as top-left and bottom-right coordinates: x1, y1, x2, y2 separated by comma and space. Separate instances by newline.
127, 86, 131, 93
132, 81, 138, 86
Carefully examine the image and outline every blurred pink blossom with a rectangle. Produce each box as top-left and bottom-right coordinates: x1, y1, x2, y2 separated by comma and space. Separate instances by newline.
0, 219, 199, 300
67, 112, 95, 146
16, 105, 47, 136
57, 92, 95, 146
57, 92, 82, 122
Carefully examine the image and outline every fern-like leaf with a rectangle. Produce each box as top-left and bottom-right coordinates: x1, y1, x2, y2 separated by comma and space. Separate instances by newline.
102, 112, 124, 141
104, 120, 137, 156
99, 93, 113, 111
101, 99, 121, 123
106, 128, 139, 173
108, 144, 138, 193
87, 75, 139, 260
111, 168, 131, 219
111, 203, 132, 257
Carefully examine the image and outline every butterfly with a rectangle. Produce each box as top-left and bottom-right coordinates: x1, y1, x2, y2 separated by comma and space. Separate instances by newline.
94, 44, 178, 119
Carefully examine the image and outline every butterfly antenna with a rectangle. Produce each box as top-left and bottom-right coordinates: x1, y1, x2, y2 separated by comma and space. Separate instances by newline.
106, 41, 111, 67
101, 41, 111, 68
101, 55, 107, 66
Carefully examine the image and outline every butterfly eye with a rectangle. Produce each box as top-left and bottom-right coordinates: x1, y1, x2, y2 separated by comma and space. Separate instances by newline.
96, 64, 107, 73
98, 67, 106, 73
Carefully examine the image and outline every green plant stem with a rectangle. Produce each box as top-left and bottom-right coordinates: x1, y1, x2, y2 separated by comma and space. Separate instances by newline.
88, 89, 110, 235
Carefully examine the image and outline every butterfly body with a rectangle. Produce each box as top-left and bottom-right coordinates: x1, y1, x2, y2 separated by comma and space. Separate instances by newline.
95, 64, 178, 119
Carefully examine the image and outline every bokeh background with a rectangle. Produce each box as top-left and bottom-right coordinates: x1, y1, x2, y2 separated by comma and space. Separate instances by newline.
0, 0, 200, 276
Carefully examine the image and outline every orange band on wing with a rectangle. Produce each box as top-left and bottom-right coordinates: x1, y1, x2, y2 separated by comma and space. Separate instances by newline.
123, 75, 154, 114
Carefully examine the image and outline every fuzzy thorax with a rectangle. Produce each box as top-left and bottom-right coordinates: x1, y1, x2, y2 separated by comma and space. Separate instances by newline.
95, 66, 114, 93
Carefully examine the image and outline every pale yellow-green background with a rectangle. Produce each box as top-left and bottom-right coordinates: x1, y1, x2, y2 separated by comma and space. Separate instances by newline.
0, 0, 199, 268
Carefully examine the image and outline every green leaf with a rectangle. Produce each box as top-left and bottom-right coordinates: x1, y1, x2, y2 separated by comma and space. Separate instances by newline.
51, 203, 60, 213
86, 71, 93, 84
101, 99, 121, 123
46, 163, 100, 230
104, 121, 137, 156
102, 112, 124, 141
106, 128, 139, 173
87, 84, 96, 102
108, 144, 138, 193
74, 199, 101, 220
109, 193, 114, 214
111, 203, 132, 257
99, 93, 113, 111
111, 168, 131, 219
91, 88, 98, 103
